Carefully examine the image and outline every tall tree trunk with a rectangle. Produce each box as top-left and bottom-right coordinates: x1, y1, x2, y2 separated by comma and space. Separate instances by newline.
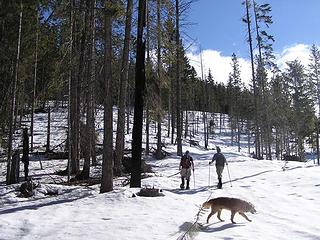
156, 0, 162, 159
46, 106, 51, 153
175, 0, 182, 156
316, 54, 320, 164
82, 0, 93, 179
130, 0, 146, 188
244, 0, 260, 158
167, 101, 171, 138
184, 110, 188, 138
75, 0, 86, 172
237, 117, 241, 152
231, 117, 234, 146
6, 1, 23, 185
67, 0, 74, 183
115, 0, 133, 175
145, 1, 150, 156
171, 76, 175, 144
70, 0, 79, 175
31, 7, 39, 153
200, 47, 208, 149
89, 0, 97, 166
100, 0, 114, 193
247, 120, 251, 154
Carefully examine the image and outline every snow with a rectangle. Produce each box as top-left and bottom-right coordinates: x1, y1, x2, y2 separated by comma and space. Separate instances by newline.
1, 108, 320, 240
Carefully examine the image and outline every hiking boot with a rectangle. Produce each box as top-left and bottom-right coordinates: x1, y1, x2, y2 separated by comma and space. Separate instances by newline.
218, 177, 222, 189
180, 177, 185, 189
186, 180, 190, 190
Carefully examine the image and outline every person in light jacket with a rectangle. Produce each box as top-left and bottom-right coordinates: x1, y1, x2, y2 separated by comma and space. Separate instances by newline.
209, 146, 227, 189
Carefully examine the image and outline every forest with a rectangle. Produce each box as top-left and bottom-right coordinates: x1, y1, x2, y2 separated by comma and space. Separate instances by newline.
1, 0, 320, 193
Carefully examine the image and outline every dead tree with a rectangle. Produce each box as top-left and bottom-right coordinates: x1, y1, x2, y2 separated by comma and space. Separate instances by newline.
130, 0, 147, 188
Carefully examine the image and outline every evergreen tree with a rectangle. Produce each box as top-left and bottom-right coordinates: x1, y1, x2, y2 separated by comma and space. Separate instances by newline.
308, 44, 320, 164
284, 60, 316, 160
227, 53, 243, 150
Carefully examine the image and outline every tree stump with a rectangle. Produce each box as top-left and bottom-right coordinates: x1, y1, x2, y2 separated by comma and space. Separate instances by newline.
137, 187, 164, 197
19, 179, 38, 198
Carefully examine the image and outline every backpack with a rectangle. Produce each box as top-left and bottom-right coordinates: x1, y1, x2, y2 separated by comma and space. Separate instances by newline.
180, 155, 192, 168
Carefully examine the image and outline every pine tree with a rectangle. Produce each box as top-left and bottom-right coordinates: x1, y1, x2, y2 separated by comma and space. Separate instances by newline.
227, 53, 243, 151
284, 60, 316, 160
308, 44, 320, 164
269, 73, 291, 159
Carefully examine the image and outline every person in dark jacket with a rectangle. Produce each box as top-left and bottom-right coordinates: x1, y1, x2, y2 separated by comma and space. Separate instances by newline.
209, 146, 227, 189
22, 128, 30, 181
179, 150, 194, 190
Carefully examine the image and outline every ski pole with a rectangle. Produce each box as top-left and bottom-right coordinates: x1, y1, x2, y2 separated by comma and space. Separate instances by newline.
167, 171, 180, 178
226, 164, 232, 187
193, 169, 195, 189
208, 163, 211, 187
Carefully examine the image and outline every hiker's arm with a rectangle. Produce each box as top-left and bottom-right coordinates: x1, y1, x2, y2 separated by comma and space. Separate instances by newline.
209, 155, 216, 164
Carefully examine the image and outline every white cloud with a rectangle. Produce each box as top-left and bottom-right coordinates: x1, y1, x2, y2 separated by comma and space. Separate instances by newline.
186, 43, 314, 87
186, 49, 252, 87
276, 43, 311, 70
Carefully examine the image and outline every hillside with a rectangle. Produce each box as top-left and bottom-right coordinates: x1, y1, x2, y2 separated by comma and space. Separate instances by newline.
1, 108, 320, 240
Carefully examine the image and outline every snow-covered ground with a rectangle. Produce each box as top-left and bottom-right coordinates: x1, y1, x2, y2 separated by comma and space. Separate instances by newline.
0, 108, 320, 240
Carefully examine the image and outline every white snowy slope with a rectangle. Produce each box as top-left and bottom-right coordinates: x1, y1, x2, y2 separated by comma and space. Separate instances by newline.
0, 110, 319, 240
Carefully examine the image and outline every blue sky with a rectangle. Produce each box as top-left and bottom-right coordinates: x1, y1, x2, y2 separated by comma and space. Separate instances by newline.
185, 0, 320, 84
187, 0, 320, 57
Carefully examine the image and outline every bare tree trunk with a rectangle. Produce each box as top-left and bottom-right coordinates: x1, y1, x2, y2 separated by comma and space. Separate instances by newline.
6, 1, 23, 185
145, 103, 150, 155
126, 106, 130, 135
31, 7, 39, 153
231, 118, 234, 146
171, 77, 175, 144
219, 112, 222, 134
145, 7, 150, 157
46, 106, 51, 153
175, 0, 182, 156
67, 0, 74, 183
75, 0, 86, 172
89, 0, 97, 166
244, 0, 259, 158
200, 47, 208, 149
69, 0, 79, 175
115, 0, 133, 175
184, 110, 188, 138
100, 0, 114, 193
167, 104, 171, 138
237, 117, 241, 152
247, 120, 251, 154
155, 0, 162, 159
82, 0, 93, 179
130, 0, 146, 188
